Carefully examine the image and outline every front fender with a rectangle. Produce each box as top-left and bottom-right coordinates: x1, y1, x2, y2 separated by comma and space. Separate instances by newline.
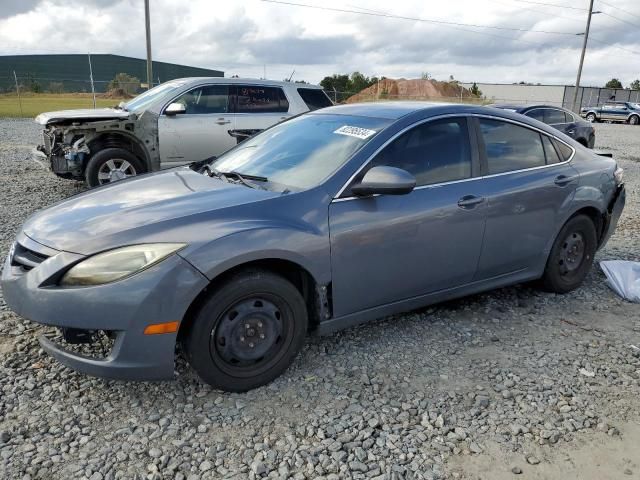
181, 222, 331, 286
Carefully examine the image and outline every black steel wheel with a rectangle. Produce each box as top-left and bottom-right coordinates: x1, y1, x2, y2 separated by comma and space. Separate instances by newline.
541, 215, 597, 293
184, 269, 308, 392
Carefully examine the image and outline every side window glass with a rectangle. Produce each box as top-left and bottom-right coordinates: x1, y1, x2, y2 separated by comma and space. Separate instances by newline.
236, 86, 289, 113
367, 118, 472, 187
544, 109, 566, 124
171, 85, 229, 114
564, 111, 574, 123
526, 109, 545, 122
541, 135, 561, 164
479, 119, 546, 174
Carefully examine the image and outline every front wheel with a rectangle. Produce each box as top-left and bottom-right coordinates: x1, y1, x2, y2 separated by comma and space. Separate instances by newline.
84, 148, 145, 187
541, 215, 597, 293
585, 113, 597, 123
629, 115, 639, 126
184, 270, 308, 392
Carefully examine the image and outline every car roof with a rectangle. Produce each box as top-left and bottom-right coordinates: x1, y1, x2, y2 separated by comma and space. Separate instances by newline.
169, 77, 323, 89
310, 101, 480, 120
491, 104, 568, 112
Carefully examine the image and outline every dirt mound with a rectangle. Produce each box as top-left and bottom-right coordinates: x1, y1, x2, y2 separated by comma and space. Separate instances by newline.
102, 88, 134, 99
345, 78, 475, 103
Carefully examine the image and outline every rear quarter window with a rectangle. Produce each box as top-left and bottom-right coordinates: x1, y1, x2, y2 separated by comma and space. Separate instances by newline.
552, 139, 574, 161
297, 88, 333, 110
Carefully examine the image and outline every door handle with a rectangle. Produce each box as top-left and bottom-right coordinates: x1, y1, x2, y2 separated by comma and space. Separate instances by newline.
554, 175, 577, 186
215, 119, 231, 125
566, 129, 575, 135
457, 195, 485, 209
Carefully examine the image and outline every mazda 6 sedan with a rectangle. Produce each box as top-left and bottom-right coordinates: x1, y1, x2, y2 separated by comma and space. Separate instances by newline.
2, 102, 626, 392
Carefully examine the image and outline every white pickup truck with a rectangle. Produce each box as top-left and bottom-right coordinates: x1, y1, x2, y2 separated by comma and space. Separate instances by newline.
35, 78, 333, 186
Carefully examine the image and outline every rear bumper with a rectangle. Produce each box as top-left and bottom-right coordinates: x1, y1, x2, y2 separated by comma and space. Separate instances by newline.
1, 236, 209, 380
599, 184, 625, 249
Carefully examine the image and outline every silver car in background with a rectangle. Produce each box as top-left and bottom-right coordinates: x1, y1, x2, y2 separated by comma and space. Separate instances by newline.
35, 78, 333, 186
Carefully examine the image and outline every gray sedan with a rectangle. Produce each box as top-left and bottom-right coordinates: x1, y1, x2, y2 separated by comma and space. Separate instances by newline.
2, 102, 626, 391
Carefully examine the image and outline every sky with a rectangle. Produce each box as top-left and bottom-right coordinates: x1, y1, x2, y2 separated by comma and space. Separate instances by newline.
0, 0, 639, 87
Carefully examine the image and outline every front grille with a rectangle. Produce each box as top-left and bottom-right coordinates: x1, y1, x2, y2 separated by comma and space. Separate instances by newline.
11, 242, 50, 272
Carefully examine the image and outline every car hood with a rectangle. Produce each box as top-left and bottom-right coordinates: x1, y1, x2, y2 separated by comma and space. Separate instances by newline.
22, 168, 280, 255
35, 108, 132, 125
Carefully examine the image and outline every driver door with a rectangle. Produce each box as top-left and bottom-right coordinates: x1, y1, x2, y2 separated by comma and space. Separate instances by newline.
158, 84, 236, 168
328, 117, 486, 317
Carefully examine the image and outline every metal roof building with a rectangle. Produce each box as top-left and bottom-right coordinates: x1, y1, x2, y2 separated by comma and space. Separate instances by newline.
0, 54, 224, 93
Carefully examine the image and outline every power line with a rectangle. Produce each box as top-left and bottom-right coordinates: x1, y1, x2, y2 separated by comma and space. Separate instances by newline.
260, 0, 580, 35
599, 11, 640, 29
598, 0, 640, 21
508, 0, 588, 11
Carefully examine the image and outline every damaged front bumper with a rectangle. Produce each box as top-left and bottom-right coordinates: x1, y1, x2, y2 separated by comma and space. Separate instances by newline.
37, 128, 88, 177
1, 232, 209, 380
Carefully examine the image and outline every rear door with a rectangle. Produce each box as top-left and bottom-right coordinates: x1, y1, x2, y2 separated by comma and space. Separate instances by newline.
544, 108, 577, 139
473, 117, 580, 279
329, 117, 486, 316
231, 85, 291, 144
157, 84, 235, 166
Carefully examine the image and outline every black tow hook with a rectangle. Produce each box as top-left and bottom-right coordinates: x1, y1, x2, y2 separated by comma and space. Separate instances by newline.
61, 327, 95, 344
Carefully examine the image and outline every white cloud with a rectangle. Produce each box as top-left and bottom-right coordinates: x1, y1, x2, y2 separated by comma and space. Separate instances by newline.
0, 0, 639, 86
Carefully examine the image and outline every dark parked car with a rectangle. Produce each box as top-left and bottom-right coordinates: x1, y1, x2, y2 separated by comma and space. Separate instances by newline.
580, 101, 640, 125
2, 102, 625, 392
491, 104, 596, 148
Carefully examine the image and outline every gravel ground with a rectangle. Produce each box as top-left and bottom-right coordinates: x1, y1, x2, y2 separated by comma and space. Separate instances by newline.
0, 119, 639, 480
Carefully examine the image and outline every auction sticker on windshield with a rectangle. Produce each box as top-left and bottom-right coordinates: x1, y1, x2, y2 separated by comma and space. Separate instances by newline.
334, 125, 377, 140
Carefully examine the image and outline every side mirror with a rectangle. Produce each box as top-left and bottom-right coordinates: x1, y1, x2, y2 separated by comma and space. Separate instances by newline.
351, 166, 416, 197
165, 102, 187, 116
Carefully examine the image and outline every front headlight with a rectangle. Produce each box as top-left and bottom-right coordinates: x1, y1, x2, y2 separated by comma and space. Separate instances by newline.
60, 243, 186, 286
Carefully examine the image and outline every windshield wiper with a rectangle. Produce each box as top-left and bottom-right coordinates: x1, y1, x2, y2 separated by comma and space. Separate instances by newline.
210, 169, 268, 190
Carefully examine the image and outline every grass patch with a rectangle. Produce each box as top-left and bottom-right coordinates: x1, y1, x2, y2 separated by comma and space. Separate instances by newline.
0, 93, 128, 118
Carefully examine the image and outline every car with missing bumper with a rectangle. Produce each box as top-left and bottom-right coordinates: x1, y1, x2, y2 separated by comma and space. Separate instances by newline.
3, 102, 625, 392
580, 101, 640, 125
491, 104, 596, 148
35, 77, 332, 187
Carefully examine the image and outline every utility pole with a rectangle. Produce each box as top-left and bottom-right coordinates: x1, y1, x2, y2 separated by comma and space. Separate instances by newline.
88, 52, 96, 108
572, 0, 595, 112
13, 71, 22, 116
144, 0, 153, 90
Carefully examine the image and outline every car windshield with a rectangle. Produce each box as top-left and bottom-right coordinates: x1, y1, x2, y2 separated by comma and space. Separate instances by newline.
124, 80, 187, 113
210, 114, 390, 190
630, 103, 640, 109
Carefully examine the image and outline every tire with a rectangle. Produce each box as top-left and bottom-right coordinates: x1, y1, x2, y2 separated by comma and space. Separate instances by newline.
585, 113, 597, 123
541, 215, 597, 294
629, 115, 639, 126
84, 148, 145, 188
183, 269, 308, 392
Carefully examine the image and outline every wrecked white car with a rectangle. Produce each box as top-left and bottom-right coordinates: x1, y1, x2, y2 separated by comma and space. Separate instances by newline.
35, 78, 333, 186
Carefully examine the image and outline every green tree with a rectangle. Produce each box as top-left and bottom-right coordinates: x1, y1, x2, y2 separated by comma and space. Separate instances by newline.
320, 74, 351, 95
630, 79, 640, 90
107, 73, 141, 95
605, 78, 623, 89
470, 82, 482, 97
